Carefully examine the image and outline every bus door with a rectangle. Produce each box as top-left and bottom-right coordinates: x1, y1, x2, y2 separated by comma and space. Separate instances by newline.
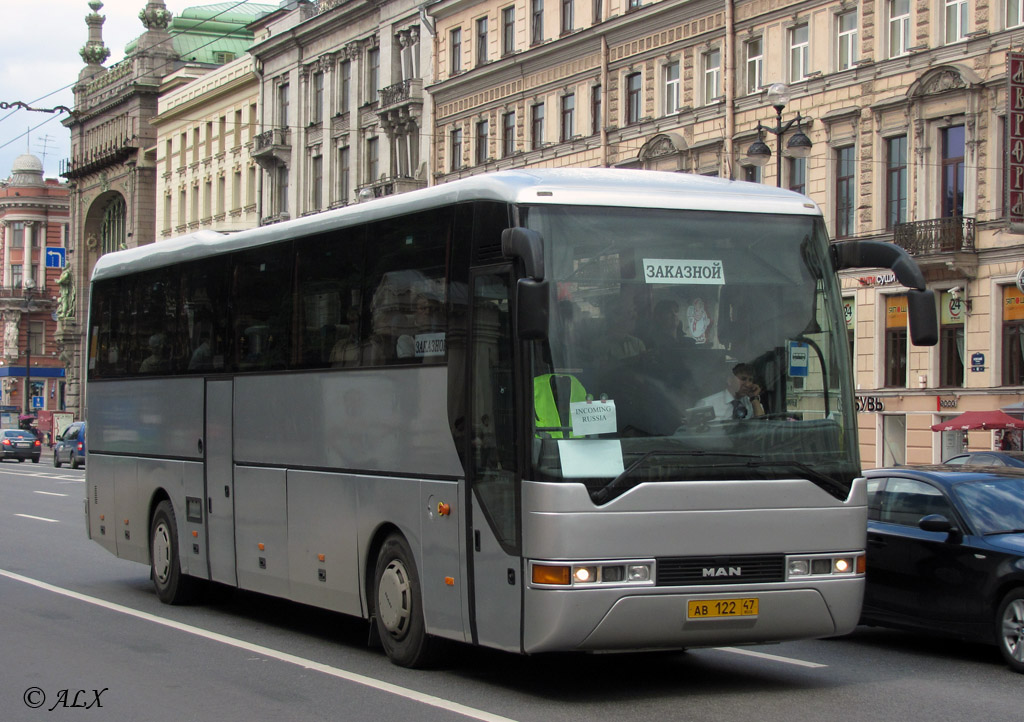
205, 379, 237, 586
468, 269, 522, 652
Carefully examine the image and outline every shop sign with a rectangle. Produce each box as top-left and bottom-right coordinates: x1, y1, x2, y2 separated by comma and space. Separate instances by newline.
936, 396, 959, 410
1008, 52, 1024, 223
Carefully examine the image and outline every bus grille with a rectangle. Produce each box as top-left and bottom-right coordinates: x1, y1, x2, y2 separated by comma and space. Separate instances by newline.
656, 555, 785, 586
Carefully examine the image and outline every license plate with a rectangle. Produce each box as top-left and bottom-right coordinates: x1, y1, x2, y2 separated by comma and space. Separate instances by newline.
688, 597, 759, 619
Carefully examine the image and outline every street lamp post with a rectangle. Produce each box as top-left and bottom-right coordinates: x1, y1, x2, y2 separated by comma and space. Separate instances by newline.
745, 83, 813, 187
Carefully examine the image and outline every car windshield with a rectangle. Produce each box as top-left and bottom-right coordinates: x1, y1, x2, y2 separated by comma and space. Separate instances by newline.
954, 476, 1024, 535
522, 204, 858, 502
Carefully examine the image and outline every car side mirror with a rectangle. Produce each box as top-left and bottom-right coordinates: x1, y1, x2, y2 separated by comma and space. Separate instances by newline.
919, 514, 962, 541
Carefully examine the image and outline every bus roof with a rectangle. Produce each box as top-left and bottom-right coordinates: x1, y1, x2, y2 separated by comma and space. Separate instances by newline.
91, 169, 822, 282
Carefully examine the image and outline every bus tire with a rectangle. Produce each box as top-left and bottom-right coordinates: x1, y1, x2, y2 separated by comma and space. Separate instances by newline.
372, 533, 439, 668
150, 500, 200, 605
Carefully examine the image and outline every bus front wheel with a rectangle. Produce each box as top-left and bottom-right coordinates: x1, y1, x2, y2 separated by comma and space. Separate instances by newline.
372, 533, 439, 668
150, 500, 200, 605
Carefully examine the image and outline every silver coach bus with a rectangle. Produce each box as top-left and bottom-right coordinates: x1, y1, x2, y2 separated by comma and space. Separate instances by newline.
84, 169, 937, 667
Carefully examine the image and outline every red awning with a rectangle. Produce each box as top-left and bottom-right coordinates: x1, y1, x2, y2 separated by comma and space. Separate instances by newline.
930, 410, 1024, 431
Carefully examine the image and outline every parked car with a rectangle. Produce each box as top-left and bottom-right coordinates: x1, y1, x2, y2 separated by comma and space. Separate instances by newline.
862, 466, 1024, 673
53, 421, 86, 469
943, 450, 1024, 467
0, 429, 41, 463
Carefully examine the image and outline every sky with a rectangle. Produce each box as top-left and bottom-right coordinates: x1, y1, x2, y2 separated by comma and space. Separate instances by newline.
0, 0, 197, 181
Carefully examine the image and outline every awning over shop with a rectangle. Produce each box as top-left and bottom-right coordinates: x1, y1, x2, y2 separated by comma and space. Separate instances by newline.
930, 410, 1024, 431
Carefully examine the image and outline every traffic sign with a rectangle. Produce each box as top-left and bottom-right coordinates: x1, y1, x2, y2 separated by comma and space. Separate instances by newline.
31, 396, 44, 409
45, 248, 66, 269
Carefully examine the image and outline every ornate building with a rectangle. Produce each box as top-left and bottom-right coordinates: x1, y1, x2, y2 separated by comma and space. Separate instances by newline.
0, 154, 69, 426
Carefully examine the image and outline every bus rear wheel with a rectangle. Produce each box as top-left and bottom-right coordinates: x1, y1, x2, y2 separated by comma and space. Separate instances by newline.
372, 533, 439, 668
150, 500, 200, 605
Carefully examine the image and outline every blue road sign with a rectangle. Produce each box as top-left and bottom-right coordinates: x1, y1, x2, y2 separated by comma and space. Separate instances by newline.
46, 248, 66, 269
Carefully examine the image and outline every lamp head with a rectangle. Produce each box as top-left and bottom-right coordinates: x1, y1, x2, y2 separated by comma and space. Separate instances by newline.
766, 82, 791, 110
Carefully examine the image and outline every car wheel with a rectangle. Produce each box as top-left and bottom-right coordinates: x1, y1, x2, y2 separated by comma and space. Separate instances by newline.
53, 452, 61, 468
17, 458, 23, 463
31, 457, 39, 464
997, 589, 1024, 673
372, 533, 440, 668
71, 454, 80, 470
150, 500, 201, 605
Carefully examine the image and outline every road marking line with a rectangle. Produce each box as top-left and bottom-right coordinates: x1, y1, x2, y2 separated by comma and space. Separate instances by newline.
715, 646, 827, 668
34, 491, 68, 497
13, 514, 60, 523
56, 480, 84, 485
0, 569, 518, 722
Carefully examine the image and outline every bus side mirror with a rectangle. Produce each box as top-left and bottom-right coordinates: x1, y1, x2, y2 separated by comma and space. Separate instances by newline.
516, 279, 550, 341
502, 228, 545, 281
908, 289, 939, 347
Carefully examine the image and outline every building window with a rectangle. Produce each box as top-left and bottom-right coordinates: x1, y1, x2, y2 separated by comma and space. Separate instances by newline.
277, 83, 289, 129
1003, 286, 1024, 385
945, 0, 968, 43
628, 0, 641, 8
939, 290, 965, 387
219, 116, 227, 154
233, 170, 241, 210
1010, 0, 1024, 28
451, 128, 463, 170
11, 265, 22, 288
561, 0, 573, 33
837, 11, 858, 71
886, 135, 908, 229
234, 109, 243, 146
476, 17, 488, 65
193, 127, 201, 163
560, 94, 575, 141
337, 146, 350, 203
591, 84, 602, 135
942, 125, 965, 217
531, 103, 545, 149
703, 50, 721, 105
476, 120, 489, 164
745, 38, 763, 95
339, 60, 351, 113
310, 154, 323, 210
626, 72, 642, 124
164, 139, 173, 173
10, 221, 24, 248
276, 166, 288, 216
743, 165, 761, 183
664, 61, 680, 115
788, 157, 807, 195
163, 194, 172, 232
789, 24, 809, 82
502, 111, 516, 157
885, 294, 908, 388
889, 0, 910, 58
450, 28, 462, 75
882, 414, 907, 466
217, 175, 225, 216
531, 0, 544, 45
192, 182, 200, 221
178, 189, 186, 226
366, 48, 380, 102
593, 0, 602, 23
366, 137, 379, 183
835, 146, 855, 237
502, 6, 515, 55
311, 71, 324, 124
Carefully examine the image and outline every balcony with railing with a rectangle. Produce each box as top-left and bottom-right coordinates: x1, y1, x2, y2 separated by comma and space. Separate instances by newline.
891, 215, 977, 275
251, 128, 291, 168
356, 175, 426, 200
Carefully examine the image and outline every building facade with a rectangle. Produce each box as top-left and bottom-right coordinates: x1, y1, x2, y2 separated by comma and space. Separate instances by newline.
426, 0, 1024, 467
0, 155, 69, 422
247, 0, 434, 223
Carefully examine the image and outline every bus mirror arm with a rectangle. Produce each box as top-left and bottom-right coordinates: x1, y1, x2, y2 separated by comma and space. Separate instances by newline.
502, 228, 545, 281
831, 240, 938, 347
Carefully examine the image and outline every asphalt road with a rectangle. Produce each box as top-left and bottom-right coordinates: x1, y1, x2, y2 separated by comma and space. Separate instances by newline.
1, 460, 1020, 722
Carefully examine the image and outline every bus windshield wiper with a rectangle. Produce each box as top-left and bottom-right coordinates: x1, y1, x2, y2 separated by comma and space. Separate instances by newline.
712, 459, 849, 499
593, 450, 760, 504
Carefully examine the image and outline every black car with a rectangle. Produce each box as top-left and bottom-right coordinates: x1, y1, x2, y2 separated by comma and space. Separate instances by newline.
53, 421, 86, 469
0, 429, 42, 463
944, 450, 1024, 467
863, 466, 1024, 672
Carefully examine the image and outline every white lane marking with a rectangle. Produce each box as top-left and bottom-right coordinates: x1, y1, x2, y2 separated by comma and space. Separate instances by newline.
56, 480, 85, 485
34, 491, 68, 497
715, 646, 827, 668
0, 569, 518, 722
14, 514, 60, 523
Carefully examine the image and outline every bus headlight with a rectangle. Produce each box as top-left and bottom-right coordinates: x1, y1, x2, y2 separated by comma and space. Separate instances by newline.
530, 560, 655, 587
786, 552, 864, 579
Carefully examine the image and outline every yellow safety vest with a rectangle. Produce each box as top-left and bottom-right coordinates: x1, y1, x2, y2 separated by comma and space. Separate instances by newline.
534, 373, 587, 439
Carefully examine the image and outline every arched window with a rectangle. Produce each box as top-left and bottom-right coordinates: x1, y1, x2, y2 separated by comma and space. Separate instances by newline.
101, 195, 126, 256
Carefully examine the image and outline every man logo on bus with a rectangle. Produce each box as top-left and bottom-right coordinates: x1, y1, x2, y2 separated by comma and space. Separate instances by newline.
703, 566, 742, 577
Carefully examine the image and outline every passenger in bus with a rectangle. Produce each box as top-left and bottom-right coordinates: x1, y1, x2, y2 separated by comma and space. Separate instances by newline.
139, 333, 168, 374
592, 298, 646, 366
696, 363, 765, 420
330, 307, 362, 367
188, 329, 213, 371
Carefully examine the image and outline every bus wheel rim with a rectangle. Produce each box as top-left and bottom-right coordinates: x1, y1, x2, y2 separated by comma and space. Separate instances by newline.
378, 560, 411, 638
152, 522, 172, 585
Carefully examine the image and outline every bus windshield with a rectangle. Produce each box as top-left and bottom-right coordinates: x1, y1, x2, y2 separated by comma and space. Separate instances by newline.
523, 204, 858, 502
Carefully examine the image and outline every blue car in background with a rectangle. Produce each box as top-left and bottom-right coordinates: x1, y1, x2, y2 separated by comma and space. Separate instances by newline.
943, 451, 1024, 467
862, 466, 1024, 673
53, 421, 86, 469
